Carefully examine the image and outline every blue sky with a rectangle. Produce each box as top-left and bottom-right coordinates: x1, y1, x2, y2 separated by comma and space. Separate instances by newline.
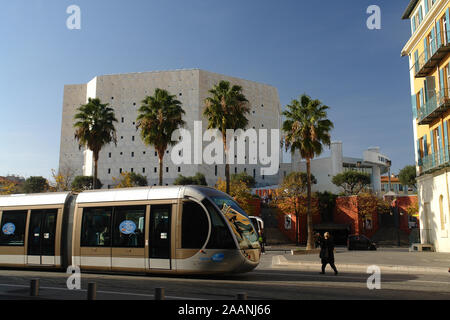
0, 0, 413, 179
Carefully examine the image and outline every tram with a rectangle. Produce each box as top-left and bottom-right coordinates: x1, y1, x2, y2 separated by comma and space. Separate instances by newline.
0, 186, 261, 275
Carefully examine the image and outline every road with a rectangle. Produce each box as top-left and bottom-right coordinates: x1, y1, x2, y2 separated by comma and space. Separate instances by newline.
0, 252, 449, 300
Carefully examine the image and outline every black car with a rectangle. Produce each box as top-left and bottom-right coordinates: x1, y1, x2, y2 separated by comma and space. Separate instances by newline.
347, 234, 377, 250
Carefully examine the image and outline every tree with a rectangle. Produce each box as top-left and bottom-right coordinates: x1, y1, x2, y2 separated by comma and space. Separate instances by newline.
282, 94, 334, 249
204, 80, 250, 194
399, 165, 417, 189
0, 177, 21, 195
273, 172, 317, 245
113, 172, 148, 188
174, 173, 207, 186
332, 171, 371, 195
216, 178, 255, 215
74, 97, 118, 189
50, 168, 76, 192
316, 191, 338, 223
71, 176, 103, 192
137, 88, 185, 186
23, 176, 49, 194
231, 172, 256, 188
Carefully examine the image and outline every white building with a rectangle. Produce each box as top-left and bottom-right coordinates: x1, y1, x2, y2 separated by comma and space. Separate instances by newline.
289, 142, 391, 194
59, 69, 282, 188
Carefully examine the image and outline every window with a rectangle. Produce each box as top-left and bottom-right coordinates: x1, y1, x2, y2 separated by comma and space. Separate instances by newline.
215, 165, 218, 176
154, 167, 157, 173
112, 206, 145, 248
108, 168, 111, 174
81, 207, 112, 247
202, 199, 236, 249
0, 211, 27, 246
131, 152, 134, 157
120, 168, 123, 174
131, 168, 134, 173
440, 195, 446, 230
181, 201, 209, 249
166, 167, 169, 173
178, 167, 181, 173
121, 117, 124, 123
108, 153, 111, 158
143, 168, 146, 173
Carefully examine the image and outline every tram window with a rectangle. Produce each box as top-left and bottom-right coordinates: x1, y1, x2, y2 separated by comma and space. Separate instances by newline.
181, 201, 208, 249
81, 207, 112, 247
112, 206, 145, 248
0, 211, 27, 246
201, 199, 236, 249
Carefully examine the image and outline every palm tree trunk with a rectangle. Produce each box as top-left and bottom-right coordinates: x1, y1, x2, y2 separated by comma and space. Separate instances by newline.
93, 152, 99, 190
306, 158, 314, 250
158, 153, 164, 186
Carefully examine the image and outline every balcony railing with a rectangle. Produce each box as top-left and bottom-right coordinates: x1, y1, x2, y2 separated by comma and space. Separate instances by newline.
419, 145, 450, 174
417, 88, 450, 125
413, 31, 450, 78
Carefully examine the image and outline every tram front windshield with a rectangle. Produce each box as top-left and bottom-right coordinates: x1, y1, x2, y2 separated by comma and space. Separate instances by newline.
209, 196, 260, 250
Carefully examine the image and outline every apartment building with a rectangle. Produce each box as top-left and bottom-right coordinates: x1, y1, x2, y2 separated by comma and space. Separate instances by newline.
402, 0, 450, 252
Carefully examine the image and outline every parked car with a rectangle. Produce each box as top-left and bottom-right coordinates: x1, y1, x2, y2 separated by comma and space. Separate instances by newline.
347, 234, 377, 251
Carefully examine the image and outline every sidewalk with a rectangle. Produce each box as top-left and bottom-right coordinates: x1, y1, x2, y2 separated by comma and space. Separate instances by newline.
270, 246, 450, 275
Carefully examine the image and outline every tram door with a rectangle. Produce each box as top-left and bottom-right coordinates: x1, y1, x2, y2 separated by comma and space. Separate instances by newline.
148, 205, 171, 270
27, 210, 57, 265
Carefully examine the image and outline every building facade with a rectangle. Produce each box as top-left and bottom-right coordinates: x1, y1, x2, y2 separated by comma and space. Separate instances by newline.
380, 175, 417, 195
59, 69, 282, 188
290, 142, 391, 195
402, 0, 450, 252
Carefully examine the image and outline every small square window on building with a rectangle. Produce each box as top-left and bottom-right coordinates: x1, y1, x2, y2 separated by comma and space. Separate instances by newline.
108, 168, 111, 174
143, 168, 146, 173
154, 167, 157, 173
166, 167, 169, 173
132, 136, 135, 141
178, 167, 181, 173
108, 153, 111, 158
131, 152, 134, 157
121, 117, 124, 123
155, 152, 157, 157
131, 168, 134, 173
215, 165, 218, 176
120, 168, 123, 174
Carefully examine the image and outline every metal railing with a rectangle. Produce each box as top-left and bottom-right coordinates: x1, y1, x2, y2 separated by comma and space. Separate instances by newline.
419, 145, 450, 173
412, 30, 450, 77
418, 87, 450, 124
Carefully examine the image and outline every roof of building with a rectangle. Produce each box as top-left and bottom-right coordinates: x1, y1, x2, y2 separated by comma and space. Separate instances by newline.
381, 176, 400, 183
402, 0, 419, 19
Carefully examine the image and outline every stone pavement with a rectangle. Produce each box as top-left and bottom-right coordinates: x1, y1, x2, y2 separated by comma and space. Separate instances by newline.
269, 246, 450, 275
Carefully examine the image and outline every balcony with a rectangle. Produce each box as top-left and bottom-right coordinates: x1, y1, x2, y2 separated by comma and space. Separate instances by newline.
413, 31, 450, 78
419, 145, 450, 174
417, 88, 450, 125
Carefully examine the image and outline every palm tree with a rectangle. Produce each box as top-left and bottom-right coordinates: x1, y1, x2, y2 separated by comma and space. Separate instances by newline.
282, 94, 334, 249
74, 97, 118, 189
203, 80, 250, 194
136, 88, 185, 186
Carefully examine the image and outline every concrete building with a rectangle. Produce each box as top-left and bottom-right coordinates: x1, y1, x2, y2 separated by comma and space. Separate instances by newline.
289, 142, 391, 195
59, 69, 282, 188
401, 0, 450, 252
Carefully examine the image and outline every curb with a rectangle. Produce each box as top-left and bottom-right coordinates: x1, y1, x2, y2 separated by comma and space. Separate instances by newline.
272, 255, 449, 275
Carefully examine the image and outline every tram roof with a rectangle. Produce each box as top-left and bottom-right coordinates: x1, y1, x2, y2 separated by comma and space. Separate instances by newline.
0, 192, 71, 207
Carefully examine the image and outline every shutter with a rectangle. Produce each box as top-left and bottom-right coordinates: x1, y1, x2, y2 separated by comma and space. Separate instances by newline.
413, 18, 416, 33
431, 130, 435, 167
437, 20, 442, 48
425, 0, 429, 14
446, 9, 450, 44
412, 94, 417, 118
431, 27, 436, 55
419, 7, 423, 24
438, 125, 444, 164
440, 68, 445, 96
424, 134, 428, 156
444, 121, 449, 161
414, 50, 419, 73
417, 139, 422, 166
424, 38, 428, 61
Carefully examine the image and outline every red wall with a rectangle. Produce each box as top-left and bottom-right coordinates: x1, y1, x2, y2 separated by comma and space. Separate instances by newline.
275, 195, 418, 244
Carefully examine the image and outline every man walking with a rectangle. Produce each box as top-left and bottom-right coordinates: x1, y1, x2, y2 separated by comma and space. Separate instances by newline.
319, 232, 338, 275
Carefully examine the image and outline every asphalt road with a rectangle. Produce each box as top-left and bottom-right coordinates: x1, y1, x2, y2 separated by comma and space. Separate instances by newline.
0, 253, 449, 300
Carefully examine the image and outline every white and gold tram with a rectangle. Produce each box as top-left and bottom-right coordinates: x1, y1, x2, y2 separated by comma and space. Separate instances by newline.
0, 186, 261, 275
